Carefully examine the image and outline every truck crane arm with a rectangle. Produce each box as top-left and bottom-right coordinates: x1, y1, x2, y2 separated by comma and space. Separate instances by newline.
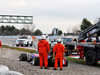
78, 21, 100, 41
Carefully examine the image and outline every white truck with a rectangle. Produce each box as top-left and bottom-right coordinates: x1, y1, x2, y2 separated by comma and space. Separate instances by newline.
16, 35, 33, 47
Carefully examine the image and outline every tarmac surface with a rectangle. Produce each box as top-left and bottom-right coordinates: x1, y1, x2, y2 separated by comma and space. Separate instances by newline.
0, 38, 38, 50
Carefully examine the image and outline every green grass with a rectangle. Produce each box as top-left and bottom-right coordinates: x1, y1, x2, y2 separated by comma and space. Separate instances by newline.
66, 56, 100, 66
2, 45, 36, 53
66, 57, 86, 65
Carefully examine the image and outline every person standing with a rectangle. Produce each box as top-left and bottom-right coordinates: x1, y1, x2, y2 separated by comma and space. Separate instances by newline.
77, 40, 85, 59
53, 39, 64, 70
38, 35, 50, 69
0, 40, 3, 53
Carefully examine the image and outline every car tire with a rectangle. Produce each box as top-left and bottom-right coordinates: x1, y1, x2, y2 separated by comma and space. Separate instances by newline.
65, 59, 68, 67
20, 53, 27, 61
48, 57, 54, 67
33, 57, 39, 66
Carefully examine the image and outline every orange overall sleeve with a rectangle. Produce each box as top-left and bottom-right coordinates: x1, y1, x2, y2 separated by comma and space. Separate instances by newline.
46, 41, 50, 52
53, 44, 56, 53
38, 41, 40, 52
62, 44, 64, 52
0, 41, 2, 48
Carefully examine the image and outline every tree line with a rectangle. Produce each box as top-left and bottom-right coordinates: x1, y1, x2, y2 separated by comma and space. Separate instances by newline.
0, 25, 43, 36
0, 18, 93, 36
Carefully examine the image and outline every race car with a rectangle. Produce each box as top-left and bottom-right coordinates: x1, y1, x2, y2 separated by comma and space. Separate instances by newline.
19, 52, 68, 67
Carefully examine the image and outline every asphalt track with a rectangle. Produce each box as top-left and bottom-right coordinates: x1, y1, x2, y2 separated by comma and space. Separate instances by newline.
0, 38, 38, 50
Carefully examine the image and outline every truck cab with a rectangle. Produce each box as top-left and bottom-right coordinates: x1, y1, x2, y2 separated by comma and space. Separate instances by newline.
61, 36, 78, 55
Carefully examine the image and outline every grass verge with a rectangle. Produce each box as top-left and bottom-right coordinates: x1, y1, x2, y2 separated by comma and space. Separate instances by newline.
2, 45, 36, 53
66, 57, 86, 65
66, 57, 100, 66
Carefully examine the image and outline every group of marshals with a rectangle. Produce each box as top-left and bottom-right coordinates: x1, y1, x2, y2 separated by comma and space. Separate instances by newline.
38, 35, 64, 70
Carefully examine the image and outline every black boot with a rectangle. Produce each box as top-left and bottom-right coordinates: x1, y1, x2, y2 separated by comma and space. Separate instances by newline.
44, 67, 49, 69
60, 68, 62, 70
53, 68, 57, 70
40, 67, 43, 69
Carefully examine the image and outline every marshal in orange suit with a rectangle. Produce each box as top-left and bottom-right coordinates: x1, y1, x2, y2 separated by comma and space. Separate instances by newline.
53, 39, 64, 70
38, 35, 50, 69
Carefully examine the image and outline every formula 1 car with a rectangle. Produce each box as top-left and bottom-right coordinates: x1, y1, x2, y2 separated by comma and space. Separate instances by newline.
19, 52, 68, 67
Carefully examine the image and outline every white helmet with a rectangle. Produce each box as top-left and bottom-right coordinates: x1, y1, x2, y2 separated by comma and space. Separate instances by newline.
46, 34, 48, 38
41, 35, 46, 39
57, 38, 62, 42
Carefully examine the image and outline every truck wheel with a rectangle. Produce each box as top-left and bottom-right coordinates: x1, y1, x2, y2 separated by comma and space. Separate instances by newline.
33, 57, 39, 66
26, 42, 29, 47
21, 45, 23, 46
86, 50, 97, 65
66, 49, 72, 56
30, 42, 33, 46
20, 53, 27, 61
16, 45, 19, 47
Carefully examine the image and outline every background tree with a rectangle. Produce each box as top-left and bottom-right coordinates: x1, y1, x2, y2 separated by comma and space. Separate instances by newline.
33, 29, 42, 35
80, 18, 93, 31
72, 25, 80, 35
21, 28, 35, 35
13, 29, 20, 35
23, 24, 35, 34
1, 25, 5, 34
0, 25, 20, 35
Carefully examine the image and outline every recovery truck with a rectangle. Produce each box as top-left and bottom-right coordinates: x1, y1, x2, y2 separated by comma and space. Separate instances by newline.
65, 20, 100, 65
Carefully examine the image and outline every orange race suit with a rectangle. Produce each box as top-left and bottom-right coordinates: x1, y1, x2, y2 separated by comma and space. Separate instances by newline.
0, 40, 2, 49
38, 39, 50, 67
53, 43, 64, 69
77, 40, 85, 59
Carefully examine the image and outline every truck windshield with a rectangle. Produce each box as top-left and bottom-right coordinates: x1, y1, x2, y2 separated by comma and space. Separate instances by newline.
19, 37, 28, 39
62, 38, 72, 43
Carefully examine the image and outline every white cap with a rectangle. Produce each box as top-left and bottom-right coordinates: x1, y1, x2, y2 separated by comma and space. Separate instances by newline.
41, 35, 46, 39
57, 39, 62, 42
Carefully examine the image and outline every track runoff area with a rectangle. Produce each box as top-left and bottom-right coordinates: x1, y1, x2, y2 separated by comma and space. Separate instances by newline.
3, 43, 100, 63
2, 43, 83, 59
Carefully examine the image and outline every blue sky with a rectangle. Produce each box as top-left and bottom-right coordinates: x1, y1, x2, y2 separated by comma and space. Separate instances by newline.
0, 0, 100, 34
